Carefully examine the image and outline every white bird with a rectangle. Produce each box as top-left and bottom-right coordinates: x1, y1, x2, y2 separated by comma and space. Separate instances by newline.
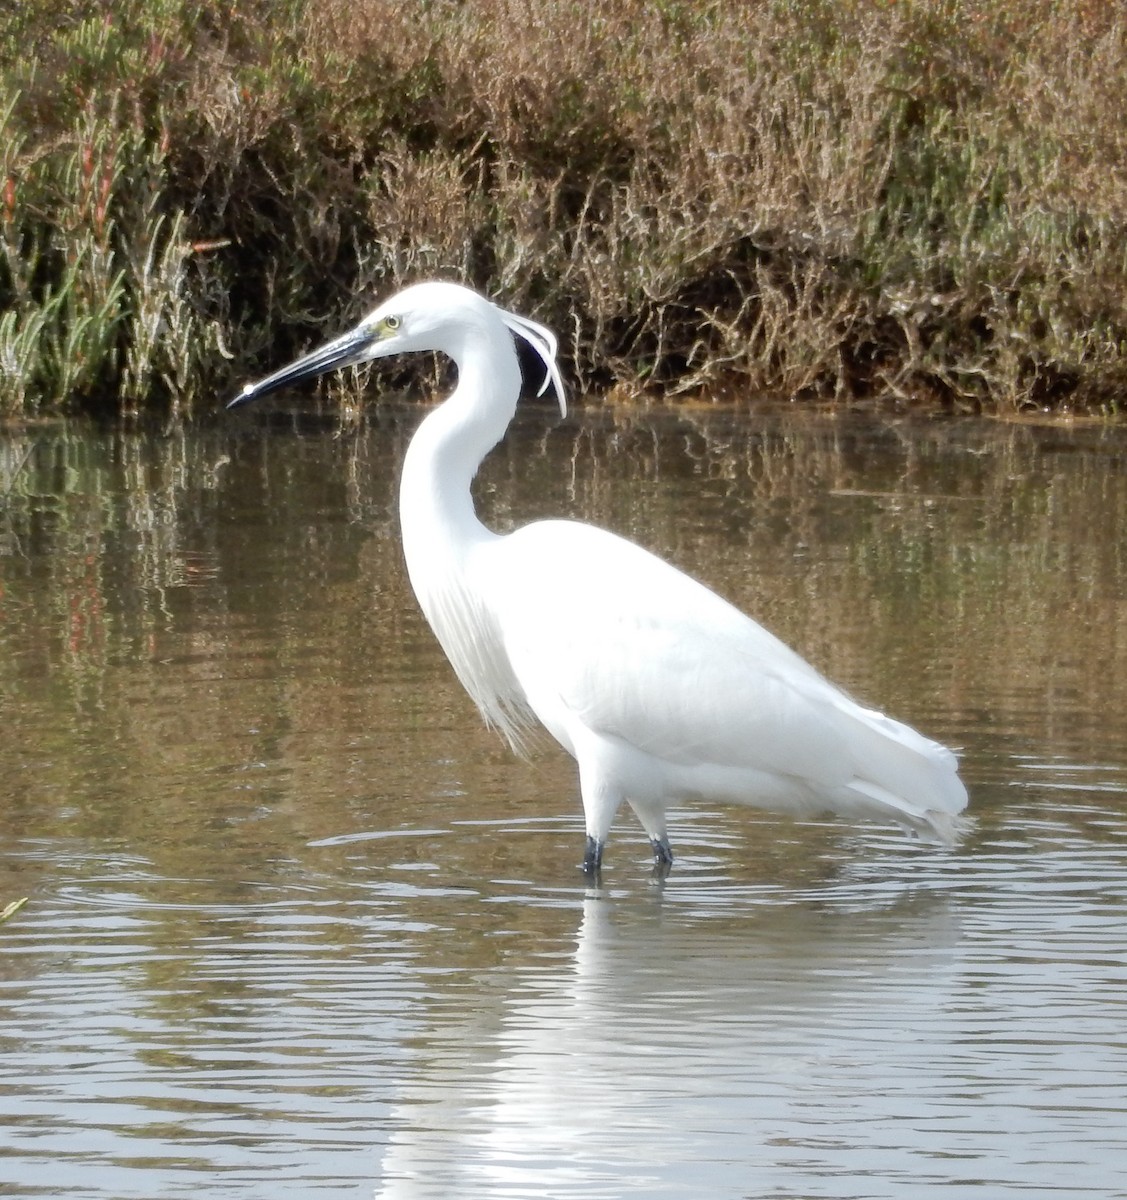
229, 281, 968, 874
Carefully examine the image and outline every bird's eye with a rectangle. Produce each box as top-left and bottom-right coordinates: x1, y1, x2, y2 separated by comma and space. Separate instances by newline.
383, 315, 401, 331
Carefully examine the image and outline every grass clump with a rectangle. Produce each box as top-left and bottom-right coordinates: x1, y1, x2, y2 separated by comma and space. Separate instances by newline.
1, 0, 1126, 415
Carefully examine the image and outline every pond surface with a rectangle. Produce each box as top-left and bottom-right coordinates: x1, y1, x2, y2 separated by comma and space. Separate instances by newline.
1, 403, 1126, 1198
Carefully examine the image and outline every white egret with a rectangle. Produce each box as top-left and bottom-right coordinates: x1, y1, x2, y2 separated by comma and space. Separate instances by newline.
229, 281, 967, 874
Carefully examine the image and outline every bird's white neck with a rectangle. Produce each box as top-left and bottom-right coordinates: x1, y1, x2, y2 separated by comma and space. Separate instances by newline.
395, 316, 533, 748
398, 322, 521, 567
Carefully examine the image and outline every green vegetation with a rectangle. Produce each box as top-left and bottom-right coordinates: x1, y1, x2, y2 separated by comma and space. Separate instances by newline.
1, 0, 1125, 415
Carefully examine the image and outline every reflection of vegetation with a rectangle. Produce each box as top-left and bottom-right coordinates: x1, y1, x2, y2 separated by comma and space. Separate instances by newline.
2, 411, 1126, 1002
2, 2, 1127, 413
3, 412, 1125, 786
0, 896, 28, 923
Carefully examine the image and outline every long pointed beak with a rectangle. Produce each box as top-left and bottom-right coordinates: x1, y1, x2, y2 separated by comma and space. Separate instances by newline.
227, 325, 377, 409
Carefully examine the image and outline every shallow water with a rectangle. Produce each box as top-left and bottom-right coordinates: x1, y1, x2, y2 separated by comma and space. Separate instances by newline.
2, 405, 1126, 1198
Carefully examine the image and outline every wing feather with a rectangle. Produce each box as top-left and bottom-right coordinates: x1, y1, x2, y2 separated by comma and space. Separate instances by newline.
474, 519, 965, 818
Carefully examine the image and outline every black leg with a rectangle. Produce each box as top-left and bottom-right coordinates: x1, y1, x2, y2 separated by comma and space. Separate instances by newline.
582, 834, 604, 878
650, 835, 673, 879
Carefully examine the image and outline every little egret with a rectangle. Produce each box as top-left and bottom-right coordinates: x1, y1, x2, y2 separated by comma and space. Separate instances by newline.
229, 281, 968, 874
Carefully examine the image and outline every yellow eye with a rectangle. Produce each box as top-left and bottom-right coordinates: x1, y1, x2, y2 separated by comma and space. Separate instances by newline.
383, 314, 401, 332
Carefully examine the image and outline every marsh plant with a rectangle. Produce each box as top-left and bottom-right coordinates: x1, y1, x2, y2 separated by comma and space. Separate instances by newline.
0, 12, 228, 414
1, 0, 1125, 415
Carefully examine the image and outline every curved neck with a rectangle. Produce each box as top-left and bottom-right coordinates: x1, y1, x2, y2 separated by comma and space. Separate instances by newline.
398, 319, 522, 574
393, 310, 534, 748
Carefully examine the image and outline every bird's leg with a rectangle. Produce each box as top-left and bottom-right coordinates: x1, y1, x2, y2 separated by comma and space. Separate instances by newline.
625, 796, 672, 877
582, 834, 604, 878
577, 769, 620, 880
650, 835, 673, 879
649, 838, 673, 883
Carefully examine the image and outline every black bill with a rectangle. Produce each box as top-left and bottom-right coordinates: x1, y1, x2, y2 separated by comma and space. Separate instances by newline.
227, 324, 376, 409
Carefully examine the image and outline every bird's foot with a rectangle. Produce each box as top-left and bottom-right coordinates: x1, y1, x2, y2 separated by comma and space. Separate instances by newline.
581, 835, 604, 881
650, 835, 673, 880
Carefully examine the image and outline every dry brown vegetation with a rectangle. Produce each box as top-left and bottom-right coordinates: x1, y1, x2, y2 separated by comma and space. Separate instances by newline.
2, 0, 1126, 414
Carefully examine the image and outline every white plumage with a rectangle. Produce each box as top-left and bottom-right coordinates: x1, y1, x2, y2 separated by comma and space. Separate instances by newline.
231, 281, 968, 873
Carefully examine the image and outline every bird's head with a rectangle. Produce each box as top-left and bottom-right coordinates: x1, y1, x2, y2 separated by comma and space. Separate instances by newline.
227, 281, 565, 413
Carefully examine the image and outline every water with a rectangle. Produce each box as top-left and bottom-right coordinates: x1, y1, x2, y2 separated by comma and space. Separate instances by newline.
2, 405, 1126, 1198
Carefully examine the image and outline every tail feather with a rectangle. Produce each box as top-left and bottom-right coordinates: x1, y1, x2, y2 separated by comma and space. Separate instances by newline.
836, 777, 969, 845
825, 698, 968, 843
